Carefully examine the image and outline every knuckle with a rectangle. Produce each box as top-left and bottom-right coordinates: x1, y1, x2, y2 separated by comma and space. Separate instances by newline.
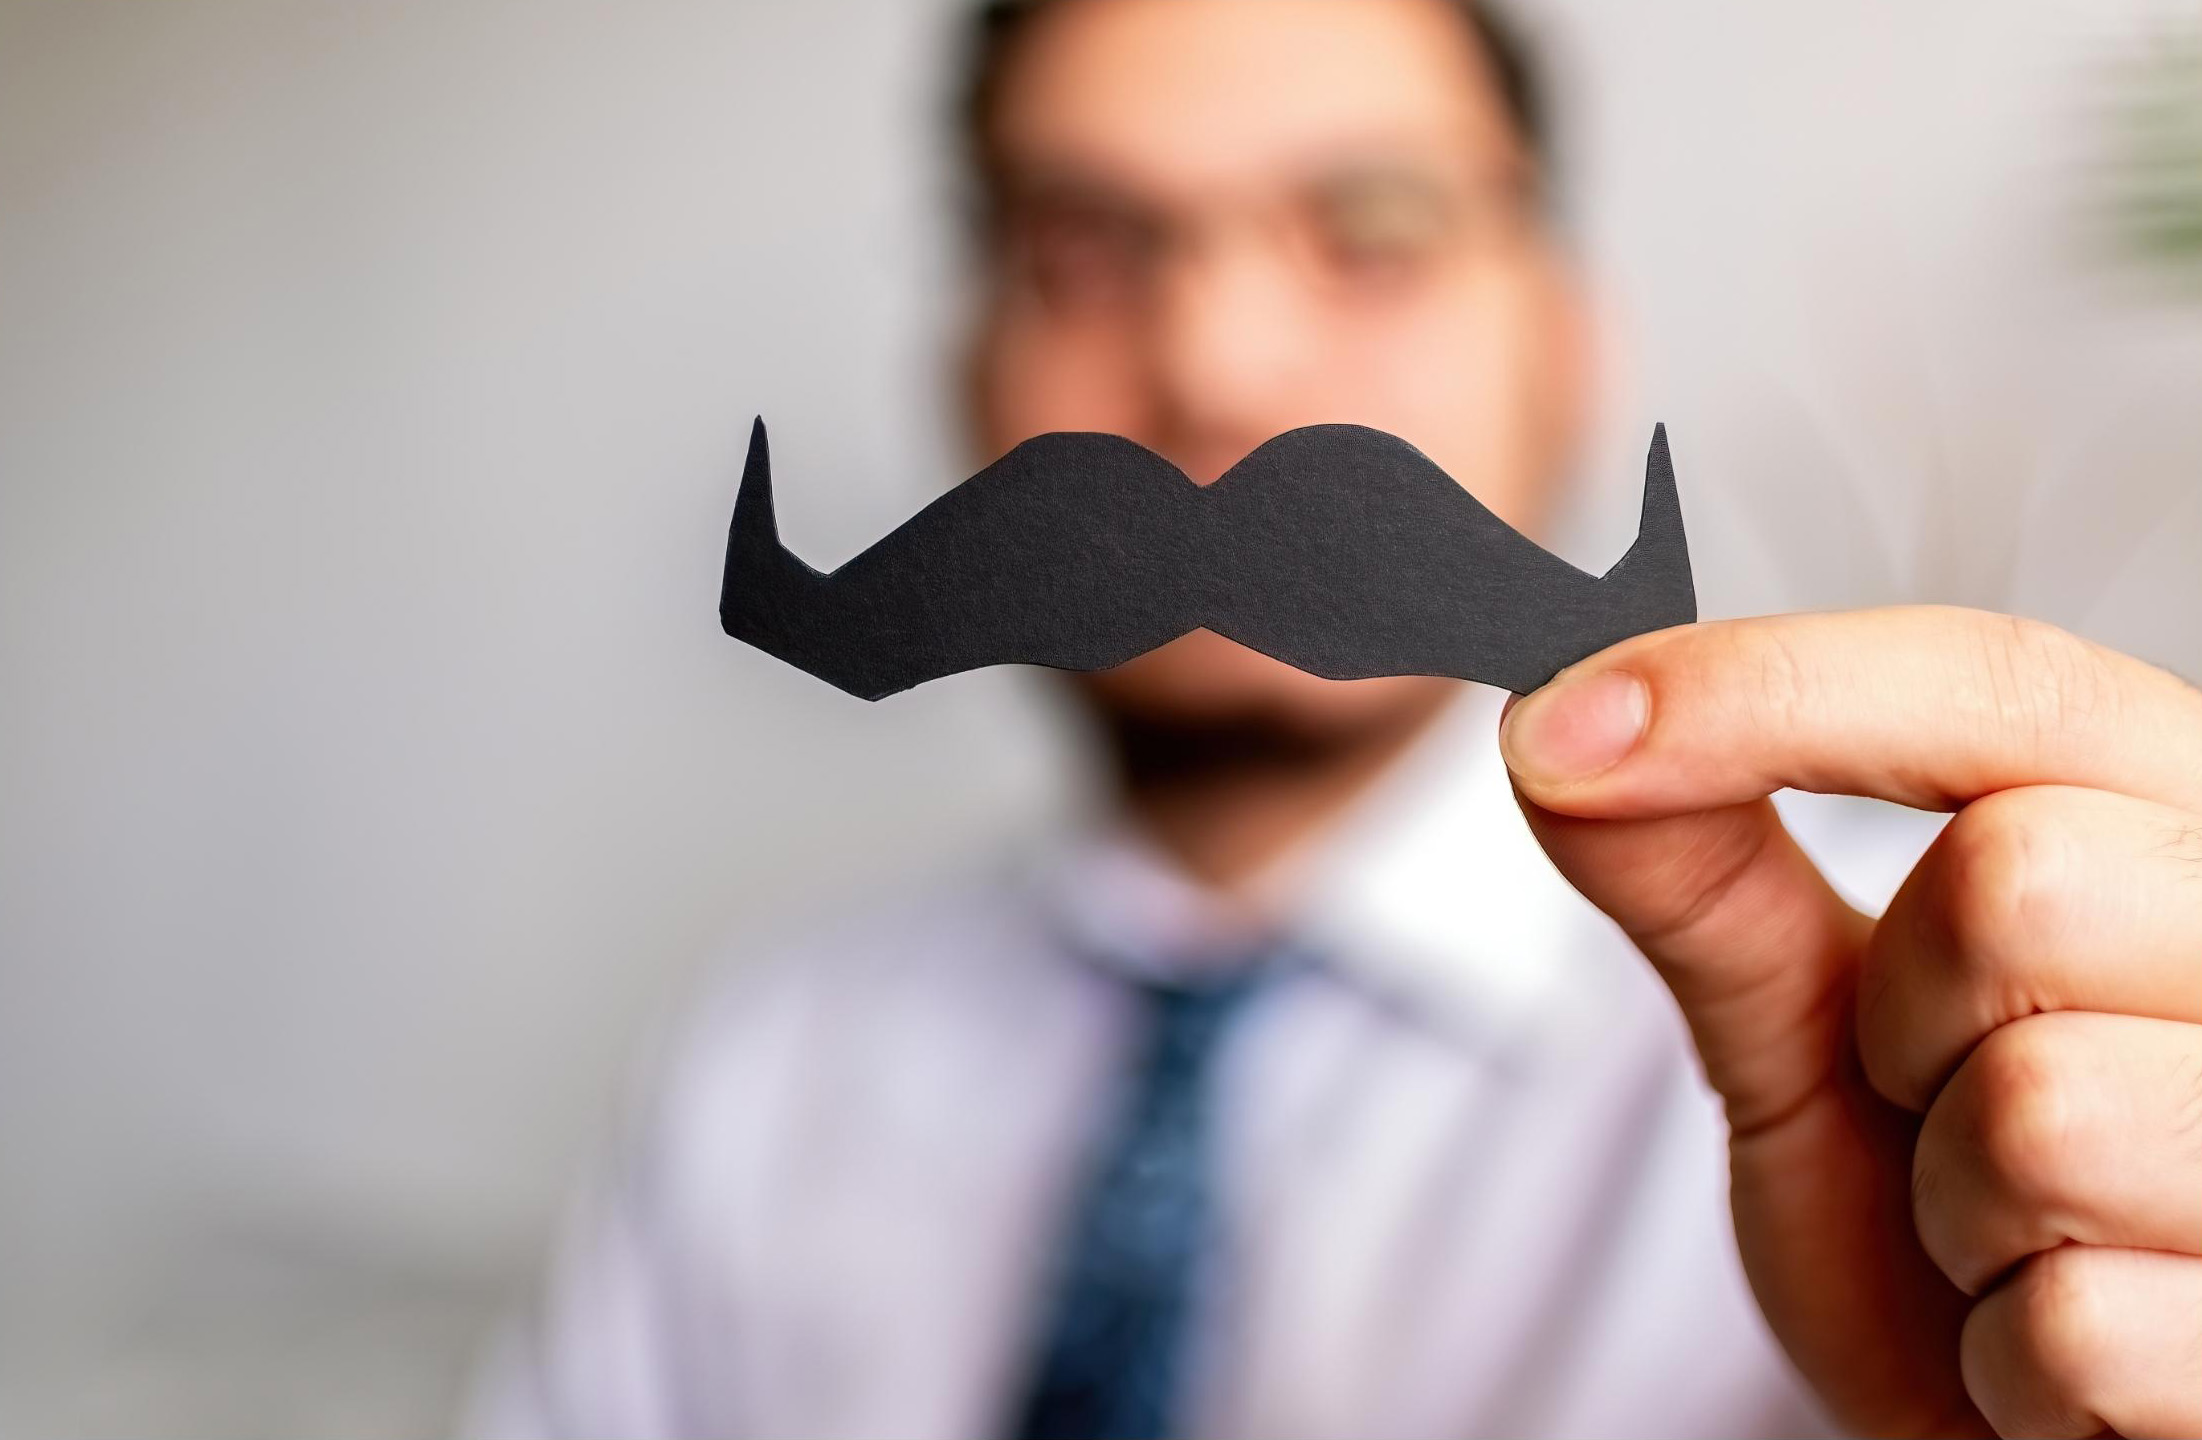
2157, 819, 2202, 871
2170, 1049, 2202, 1164
1975, 613, 2120, 752
1745, 625, 1815, 729
2006, 1246, 2117, 1396
1932, 794, 2068, 994
1963, 1019, 2086, 1206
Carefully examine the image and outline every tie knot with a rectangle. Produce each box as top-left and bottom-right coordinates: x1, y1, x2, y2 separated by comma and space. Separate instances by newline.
1141, 964, 1271, 1074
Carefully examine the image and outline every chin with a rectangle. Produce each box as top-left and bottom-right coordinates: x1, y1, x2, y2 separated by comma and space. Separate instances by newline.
1066, 629, 1459, 745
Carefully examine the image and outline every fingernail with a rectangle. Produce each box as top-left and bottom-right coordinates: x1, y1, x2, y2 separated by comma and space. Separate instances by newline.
1501, 669, 1649, 786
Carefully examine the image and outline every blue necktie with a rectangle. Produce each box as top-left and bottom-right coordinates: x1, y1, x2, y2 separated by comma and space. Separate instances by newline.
1007, 959, 1273, 1440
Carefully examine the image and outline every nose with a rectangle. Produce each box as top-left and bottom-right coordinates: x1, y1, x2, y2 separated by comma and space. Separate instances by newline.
1141, 242, 1323, 483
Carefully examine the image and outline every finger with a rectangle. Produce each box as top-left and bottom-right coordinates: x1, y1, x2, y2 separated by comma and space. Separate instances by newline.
1962, 1246, 2202, 1440
1858, 785, 2202, 1109
1500, 607, 2202, 820
1913, 1011, 2202, 1295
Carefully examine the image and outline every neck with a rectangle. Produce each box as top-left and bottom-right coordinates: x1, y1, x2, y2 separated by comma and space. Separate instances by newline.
1093, 697, 1452, 895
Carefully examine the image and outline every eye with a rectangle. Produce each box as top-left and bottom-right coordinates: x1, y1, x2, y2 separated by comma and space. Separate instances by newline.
1001, 195, 1164, 314
1305, 173, 1460, 286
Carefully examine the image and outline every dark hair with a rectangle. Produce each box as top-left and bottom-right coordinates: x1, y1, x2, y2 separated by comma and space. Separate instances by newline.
956, 0, 1553, 198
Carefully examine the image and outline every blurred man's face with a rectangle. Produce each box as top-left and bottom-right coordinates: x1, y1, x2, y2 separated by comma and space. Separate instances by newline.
969, 0, 1587, 741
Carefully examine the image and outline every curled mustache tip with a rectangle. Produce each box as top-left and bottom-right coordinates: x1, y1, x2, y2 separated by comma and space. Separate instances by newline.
736, 416, 776, 542
721, 416, 799, 636
1597, 421, 1696, 626
1638, 421, 1681, 556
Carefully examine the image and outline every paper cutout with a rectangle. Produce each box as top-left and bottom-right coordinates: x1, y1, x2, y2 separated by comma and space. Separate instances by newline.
720, 421, 1694, 700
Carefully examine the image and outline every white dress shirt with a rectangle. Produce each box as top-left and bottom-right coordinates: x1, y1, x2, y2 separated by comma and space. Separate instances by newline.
469, 689, 1939, 1440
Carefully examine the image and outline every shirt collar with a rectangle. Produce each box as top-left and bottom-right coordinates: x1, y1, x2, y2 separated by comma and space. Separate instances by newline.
1034, 687, 1611, 1058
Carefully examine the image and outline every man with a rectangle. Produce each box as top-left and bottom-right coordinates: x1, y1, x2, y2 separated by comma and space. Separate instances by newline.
476, 2, 2202, 1436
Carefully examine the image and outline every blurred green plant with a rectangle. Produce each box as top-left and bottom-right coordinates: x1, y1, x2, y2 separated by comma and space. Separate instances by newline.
2104, 19, 2202, 287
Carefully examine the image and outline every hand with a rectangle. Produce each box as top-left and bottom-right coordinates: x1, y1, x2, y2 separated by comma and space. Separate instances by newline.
1500, 607, 2202, 1439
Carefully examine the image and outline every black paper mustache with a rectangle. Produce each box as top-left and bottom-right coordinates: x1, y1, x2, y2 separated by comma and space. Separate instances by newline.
720, 420, 1694, 700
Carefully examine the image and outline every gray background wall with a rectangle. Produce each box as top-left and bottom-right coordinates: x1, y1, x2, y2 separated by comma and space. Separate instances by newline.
2, 1, 2197, 1436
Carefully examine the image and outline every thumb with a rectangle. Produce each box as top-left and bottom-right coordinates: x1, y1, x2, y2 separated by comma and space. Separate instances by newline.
1510, 783, 1868, 1133
1496, 673, 1869, 1134
1493, 618, 2014, 1436
1504, 747, 1985, 1438
1500, 704, 1981, 1435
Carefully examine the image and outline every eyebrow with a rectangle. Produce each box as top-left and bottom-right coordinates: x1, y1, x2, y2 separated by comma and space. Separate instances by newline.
983, 131, 1529, 212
